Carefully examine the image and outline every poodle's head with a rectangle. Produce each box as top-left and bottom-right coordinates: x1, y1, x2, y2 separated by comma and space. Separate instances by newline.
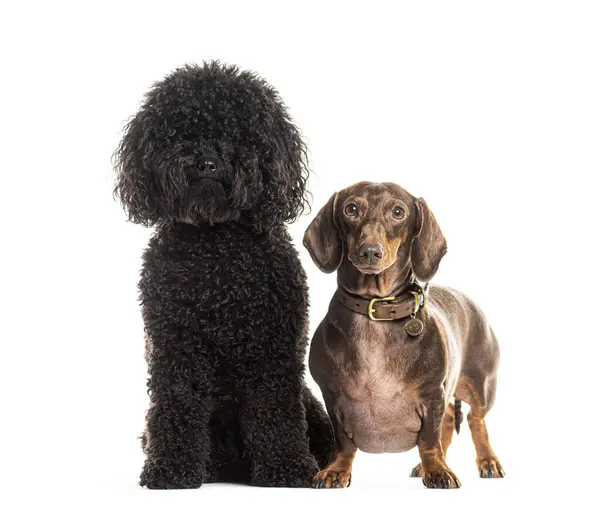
114, 62, 309, 229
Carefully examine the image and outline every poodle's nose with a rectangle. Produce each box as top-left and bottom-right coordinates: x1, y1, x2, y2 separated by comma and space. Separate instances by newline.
199, 157, 218, 174
358, 243, 384, 265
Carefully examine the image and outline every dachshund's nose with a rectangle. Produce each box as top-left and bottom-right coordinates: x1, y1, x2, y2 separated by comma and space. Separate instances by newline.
358, 243, 384, 265
199, 157, 218, 173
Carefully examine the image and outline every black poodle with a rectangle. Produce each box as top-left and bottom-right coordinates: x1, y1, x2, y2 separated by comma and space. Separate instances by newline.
114, 62, 333, 489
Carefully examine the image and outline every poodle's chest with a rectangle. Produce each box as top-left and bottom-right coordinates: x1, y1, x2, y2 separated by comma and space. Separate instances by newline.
186, 246, 305, 302
141, 231, 308, 348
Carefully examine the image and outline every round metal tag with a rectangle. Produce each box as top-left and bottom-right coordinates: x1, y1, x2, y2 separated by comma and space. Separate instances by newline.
405, 317, 424, 337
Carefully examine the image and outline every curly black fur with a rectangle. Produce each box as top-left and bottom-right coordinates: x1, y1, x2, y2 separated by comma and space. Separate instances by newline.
114, 62, 333, 488
114, 62, 310, 231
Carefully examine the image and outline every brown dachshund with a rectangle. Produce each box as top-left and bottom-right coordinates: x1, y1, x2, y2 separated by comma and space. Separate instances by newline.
303, 182, 504, 489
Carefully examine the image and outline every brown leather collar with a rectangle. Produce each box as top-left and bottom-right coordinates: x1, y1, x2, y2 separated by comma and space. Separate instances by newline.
334, 283, 427, 321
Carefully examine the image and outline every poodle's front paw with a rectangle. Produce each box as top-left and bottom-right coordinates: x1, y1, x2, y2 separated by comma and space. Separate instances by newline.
251, 454, 319, 488
140, 458, 204, 490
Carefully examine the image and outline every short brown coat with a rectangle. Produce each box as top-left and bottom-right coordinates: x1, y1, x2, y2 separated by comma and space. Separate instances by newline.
304, 182, 503, 488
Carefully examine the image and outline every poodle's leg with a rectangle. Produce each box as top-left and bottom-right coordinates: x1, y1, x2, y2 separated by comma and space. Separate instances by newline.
238, 362, 319, 487
302, 386, 334, 470
205, 399, 251, 484
140, 347, 213, 489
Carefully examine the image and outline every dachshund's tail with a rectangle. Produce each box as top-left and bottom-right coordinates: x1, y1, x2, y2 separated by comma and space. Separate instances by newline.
454, 399, 464, 434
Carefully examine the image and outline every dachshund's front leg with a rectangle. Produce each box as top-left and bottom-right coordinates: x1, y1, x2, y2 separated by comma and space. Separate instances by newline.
239, 361, 318, 487
311, 412, 356, 489
418, 396, 461, 489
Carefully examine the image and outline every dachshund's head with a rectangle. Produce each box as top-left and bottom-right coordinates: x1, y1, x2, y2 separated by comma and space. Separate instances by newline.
114, 62, 308, 229
303, 182, 447, 282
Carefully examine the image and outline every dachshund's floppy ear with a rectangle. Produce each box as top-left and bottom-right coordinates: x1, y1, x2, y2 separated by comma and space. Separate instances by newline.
303, 192, 343, 273
411, 198, 447, 282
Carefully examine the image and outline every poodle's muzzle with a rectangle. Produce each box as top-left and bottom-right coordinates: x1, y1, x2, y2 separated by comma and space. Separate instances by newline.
192, 156, 221, 181
182, 155, 262, 224
189, 156, 225, 188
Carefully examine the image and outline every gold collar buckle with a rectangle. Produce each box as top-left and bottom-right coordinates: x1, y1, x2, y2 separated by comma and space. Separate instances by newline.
367, 296, 397, 321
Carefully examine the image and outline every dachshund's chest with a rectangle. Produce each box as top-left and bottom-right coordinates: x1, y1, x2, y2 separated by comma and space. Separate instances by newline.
329, 319, 423, 453
346, 321, 421, 393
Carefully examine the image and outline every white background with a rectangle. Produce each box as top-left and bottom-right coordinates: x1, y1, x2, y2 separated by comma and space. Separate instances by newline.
1, 1, 599, 520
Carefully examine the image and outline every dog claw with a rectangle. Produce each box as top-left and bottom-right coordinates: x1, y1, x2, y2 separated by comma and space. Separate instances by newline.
422, 469, 461, 489
410, 464, 422, 478
312, 470, 351, 489
478, 458, 505, 479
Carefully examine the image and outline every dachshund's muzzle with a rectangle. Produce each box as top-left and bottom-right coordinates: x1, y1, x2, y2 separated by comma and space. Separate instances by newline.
358, 243, 384, 266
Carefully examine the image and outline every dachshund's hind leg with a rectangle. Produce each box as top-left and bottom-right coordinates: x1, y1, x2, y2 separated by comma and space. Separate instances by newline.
467, 406, 505, 478
456, 377, 505, 478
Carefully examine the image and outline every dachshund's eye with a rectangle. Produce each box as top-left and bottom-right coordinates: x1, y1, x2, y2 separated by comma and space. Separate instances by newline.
392, 206, 405, 220
345, 203, 358, 217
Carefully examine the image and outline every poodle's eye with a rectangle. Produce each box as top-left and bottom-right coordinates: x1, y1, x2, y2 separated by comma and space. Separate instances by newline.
392, 206, 406, 220
345, 203, 358, 217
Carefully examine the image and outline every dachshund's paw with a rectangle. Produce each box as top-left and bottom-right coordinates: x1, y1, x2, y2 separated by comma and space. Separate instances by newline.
478, 457, 505, 478
140, 459, 203, 489
422, 468, 461, 489
312, 469, 352, 489
251, 455, 319, 488
410, 463, 423, 477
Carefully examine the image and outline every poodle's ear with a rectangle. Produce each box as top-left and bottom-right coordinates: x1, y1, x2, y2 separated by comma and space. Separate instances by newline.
258, 102, 309, 227
113, 110, 162, 226
410, 198, 447, 282
303, 193, 343, 273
